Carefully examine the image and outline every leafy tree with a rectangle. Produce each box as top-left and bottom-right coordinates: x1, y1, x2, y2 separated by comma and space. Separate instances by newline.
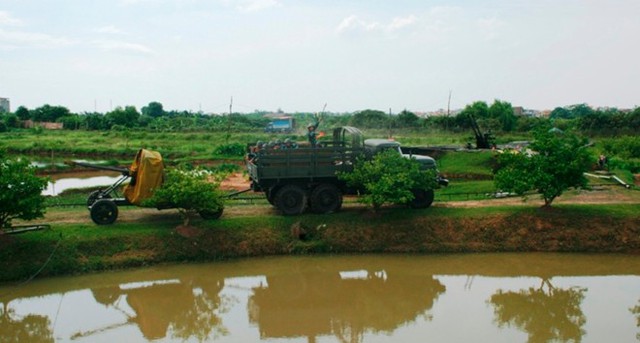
339, 150, 438, 211
489, 100, 516, 132
4, 114, 19, 128
144, 167, 224, 226
142, 101, 165, 118
0, 151, 48, 228
84, 113, 107, 130
396, 110, 420, 128
31, 104, 70, 122
350, 109, 389, 128
15, 106, 30, 121
105, 106, 140, 128
550, 106, 572, 120
494, 126, 591, 207
456, 101, 490, 130
59, 115, 83, 130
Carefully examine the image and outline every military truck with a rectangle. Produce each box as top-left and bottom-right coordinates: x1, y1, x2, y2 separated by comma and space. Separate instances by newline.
247, 126, 447, 215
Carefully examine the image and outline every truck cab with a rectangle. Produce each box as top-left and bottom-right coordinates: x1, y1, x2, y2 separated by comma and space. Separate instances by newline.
363, 139, 437, 170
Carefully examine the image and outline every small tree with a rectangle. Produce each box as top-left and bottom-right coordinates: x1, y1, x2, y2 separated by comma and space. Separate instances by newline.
494, 127, 592, 207
340, 150, 438, 212
144, 167, 224, 227
0, 152, 48, 228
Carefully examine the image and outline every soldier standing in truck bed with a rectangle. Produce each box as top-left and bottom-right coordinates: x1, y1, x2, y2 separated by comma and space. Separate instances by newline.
307, 113, 322, 147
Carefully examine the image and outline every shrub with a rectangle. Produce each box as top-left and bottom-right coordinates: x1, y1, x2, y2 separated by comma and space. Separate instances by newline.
213, 143, 245, 157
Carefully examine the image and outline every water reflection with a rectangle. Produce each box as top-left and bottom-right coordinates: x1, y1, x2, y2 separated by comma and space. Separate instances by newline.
0, 304, 53, 343
632, 300, 640, 341
83, 275, 226, 341
1, 254, 640, 342
489, 278, 586, 343
43, 174, 124, 196
248, 267, 445, 342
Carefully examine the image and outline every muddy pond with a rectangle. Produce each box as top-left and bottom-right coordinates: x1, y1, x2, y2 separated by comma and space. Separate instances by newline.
1, 254, 639, 342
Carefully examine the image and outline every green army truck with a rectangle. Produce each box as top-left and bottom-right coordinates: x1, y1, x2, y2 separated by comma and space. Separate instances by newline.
247, 126, 448, 215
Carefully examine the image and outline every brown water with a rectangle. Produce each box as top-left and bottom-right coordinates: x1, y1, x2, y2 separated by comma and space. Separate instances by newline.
1, 254, 639, 342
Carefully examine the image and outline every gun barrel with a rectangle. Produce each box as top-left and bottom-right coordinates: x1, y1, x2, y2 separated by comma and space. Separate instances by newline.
73, 161, 130, 175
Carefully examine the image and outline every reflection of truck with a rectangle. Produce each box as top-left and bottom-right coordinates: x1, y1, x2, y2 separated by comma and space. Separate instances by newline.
247, 126, 448, 215
264, 116, 295, 133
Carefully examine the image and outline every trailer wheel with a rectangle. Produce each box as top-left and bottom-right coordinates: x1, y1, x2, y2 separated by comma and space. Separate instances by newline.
310, 184, 342, 214
275, 185, 307, 215
87, 190, 111, 207
199, 207, 224, 220
90, 199, 119, 225
409, 189, 434, 209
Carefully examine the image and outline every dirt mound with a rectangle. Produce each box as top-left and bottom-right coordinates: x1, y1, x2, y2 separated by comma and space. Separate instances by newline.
219, 172, 250, 191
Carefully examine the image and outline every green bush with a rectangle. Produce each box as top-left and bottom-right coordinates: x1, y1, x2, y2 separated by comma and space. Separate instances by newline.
213, 143, 245, 157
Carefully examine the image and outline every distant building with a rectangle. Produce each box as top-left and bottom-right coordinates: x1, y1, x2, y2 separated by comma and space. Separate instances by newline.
513, 106, 542, 117
23, 120, 64, 130
0, 97, 9, 113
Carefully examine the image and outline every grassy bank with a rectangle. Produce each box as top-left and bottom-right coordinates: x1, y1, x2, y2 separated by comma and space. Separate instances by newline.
2, 204, 639, 283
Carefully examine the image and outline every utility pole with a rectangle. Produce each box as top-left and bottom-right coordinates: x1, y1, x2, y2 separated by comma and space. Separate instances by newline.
226, 96, 233, 143
388, 107, 393, 139
447, 90, 452, 117
446, 90, 452, 132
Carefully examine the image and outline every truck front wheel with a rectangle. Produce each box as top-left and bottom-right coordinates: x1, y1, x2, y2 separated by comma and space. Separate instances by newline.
310, 184, 343, 214
275, 185, 308, 215
410, 189, 435, 209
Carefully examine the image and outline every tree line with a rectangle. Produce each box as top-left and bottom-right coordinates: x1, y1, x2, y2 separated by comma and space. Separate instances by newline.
0, 100, 639, 135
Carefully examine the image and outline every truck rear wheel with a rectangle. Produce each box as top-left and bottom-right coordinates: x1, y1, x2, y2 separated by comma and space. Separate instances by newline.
310, 184, 342, 214
266, 187, 277, 206
410, 189, 434, 209
275, 185, 307, 215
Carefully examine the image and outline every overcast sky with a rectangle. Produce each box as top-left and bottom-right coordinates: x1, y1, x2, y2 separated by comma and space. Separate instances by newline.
1, 0, 638, 114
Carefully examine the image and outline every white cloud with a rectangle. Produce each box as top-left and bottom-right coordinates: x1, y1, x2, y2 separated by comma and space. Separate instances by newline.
336, 15, 417, 34
95, 25, 128, 35
234, 0, 282, 12
336, 15, 380, 33
387, 15, 417, 31
0, 28, 74, 49
0, 11, 23, 26
93, 40, 155, 55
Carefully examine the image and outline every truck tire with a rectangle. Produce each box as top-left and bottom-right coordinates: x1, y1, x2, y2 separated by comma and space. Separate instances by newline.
275, 184, 307, 215
90, 199, 119, 225
410, 189, 435, 209
266, 187, 277, 206
310, 184, 342, 214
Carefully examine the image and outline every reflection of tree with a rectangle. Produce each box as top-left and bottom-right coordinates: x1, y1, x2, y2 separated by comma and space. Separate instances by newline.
249, 270, 445, 343
631, 300, 640, 341
0, 303, 53, 343
489, 278, 586, 343
169, 281, 229, 341
89, 277, 227, 342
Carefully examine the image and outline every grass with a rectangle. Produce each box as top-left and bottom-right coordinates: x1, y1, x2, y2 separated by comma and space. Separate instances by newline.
436, 180, 497, 201
437, 150, 496, 177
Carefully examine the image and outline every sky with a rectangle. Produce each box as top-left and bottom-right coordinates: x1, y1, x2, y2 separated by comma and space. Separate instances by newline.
0, 0, 639, 114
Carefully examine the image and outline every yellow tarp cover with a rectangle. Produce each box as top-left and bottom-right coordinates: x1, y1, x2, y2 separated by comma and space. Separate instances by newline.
123, 149, 164, 205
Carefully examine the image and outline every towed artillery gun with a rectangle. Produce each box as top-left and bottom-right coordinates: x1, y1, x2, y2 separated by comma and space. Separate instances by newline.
77, 149, 223, 225
247, 126, 448, 215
